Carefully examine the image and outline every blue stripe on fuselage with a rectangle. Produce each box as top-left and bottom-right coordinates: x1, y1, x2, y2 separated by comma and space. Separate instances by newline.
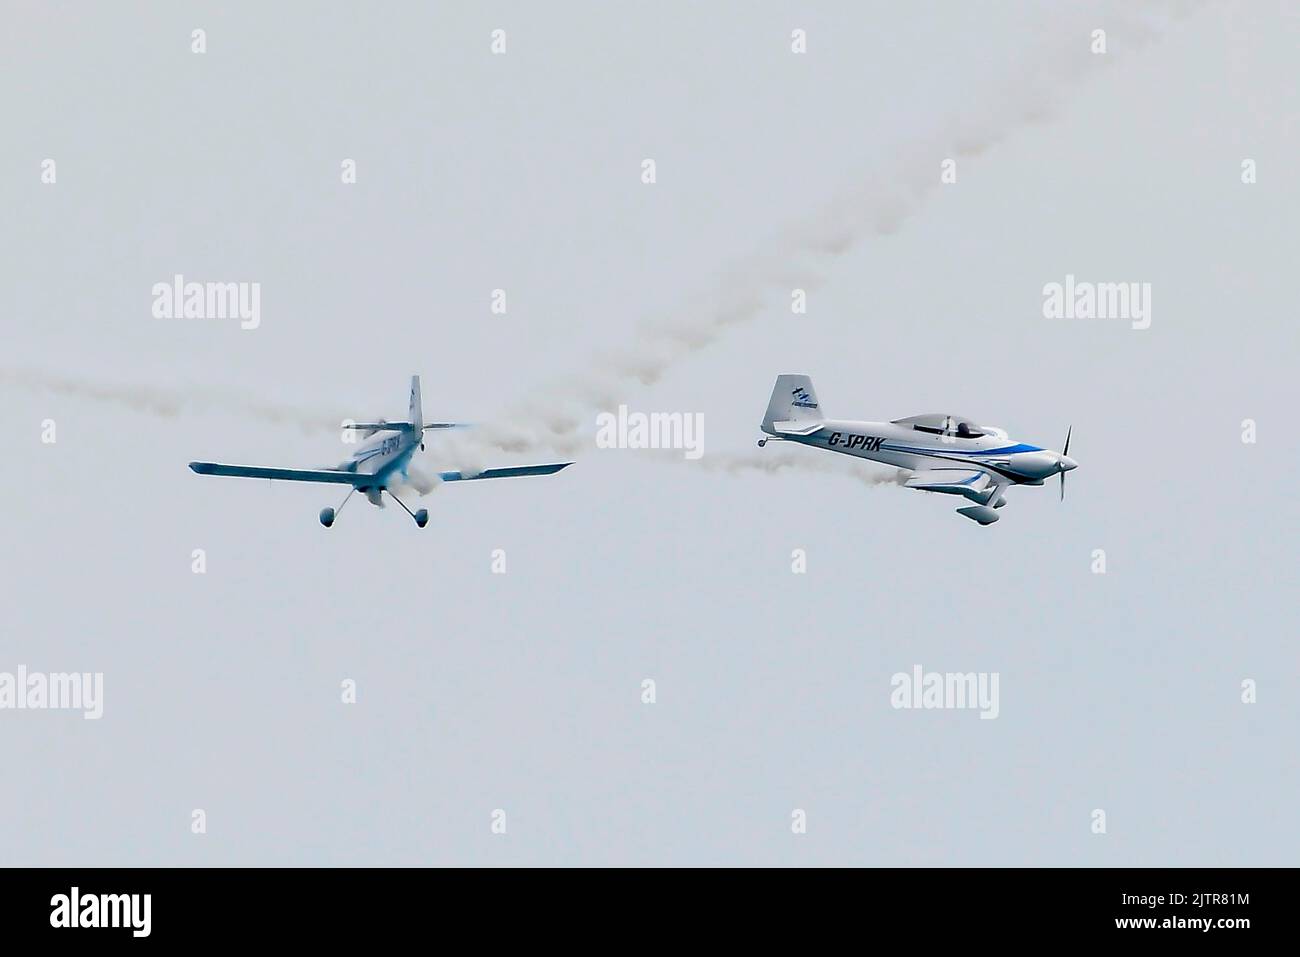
873, 442, 1045, 482
881, 442, 1042, 457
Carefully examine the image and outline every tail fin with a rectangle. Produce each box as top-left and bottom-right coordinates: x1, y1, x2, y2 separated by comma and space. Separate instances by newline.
407, 375, 423, 433
762, 374, 824, 435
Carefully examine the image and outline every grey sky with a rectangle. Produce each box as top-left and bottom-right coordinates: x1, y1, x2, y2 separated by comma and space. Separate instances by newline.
1, 1, 1297, 865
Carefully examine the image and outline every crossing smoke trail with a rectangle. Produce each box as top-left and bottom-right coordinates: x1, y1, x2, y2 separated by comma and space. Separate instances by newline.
438, 1, 1201, 466
3, 2, 1200, 486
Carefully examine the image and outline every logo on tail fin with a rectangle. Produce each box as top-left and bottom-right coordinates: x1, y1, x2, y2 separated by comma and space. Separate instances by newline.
791, 388, 818, 409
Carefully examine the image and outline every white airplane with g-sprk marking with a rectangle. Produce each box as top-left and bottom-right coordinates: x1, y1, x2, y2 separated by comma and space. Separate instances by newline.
757, 374, 1076, 525
189, 376, 571, 528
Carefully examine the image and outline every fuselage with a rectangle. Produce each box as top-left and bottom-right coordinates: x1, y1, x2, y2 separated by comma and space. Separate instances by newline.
341, 428, 419, 484
769, 419, 1072, 484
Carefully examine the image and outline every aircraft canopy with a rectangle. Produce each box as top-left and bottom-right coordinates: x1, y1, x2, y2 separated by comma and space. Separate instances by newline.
891, 413, 987, 438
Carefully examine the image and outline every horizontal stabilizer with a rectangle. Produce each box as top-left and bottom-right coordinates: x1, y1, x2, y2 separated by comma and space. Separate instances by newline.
437, 462, 572, 483
771, 419, 823, 436
422, 423, 471, 431
189, 462, 370, 486
343, 422, 411, 432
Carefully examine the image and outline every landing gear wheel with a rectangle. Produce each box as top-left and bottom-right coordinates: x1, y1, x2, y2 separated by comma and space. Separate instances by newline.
319, 507, 335, 528
385, 490, 429, 528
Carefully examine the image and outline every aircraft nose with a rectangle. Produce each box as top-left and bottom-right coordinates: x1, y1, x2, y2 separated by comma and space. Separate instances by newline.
1059, 455, 1078, 472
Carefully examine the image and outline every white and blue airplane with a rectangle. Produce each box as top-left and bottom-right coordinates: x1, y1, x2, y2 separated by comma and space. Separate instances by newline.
190, 376, 571, 528
757, 375, 1076, 525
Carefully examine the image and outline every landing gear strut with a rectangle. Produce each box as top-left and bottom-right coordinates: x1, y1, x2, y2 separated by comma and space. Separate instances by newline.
386, 490, 429, 528
320, 488, 356, 528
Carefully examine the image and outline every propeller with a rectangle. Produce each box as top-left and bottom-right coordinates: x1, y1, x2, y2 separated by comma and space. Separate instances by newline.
1059, 425, 1072, 501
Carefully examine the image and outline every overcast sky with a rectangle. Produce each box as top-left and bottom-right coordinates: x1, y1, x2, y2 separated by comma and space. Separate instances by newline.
1, 0, 1297, 865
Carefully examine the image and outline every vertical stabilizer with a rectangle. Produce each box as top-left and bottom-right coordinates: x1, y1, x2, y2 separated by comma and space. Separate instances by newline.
408, 375, 423, 433
762, 374, 824, 435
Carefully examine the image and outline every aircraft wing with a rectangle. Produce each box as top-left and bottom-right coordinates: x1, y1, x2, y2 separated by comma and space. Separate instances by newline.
906, 467, 1013, 516
189, 462, 370, 486
437, 463, 572, 483
192, 459, 571, 488
904, 468, 994, 496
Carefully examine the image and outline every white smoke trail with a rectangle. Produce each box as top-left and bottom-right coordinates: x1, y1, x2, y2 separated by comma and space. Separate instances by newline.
686, 449, 908, 488
0, 366, 348, 434
387, 466, 440, 499
531, 444, 907, 485
2, 2, 1201, 489
434, 2, 1202, 464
